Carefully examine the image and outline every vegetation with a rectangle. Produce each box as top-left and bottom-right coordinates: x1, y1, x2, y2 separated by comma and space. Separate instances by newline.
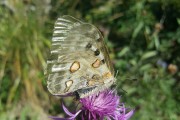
0, 0, 179, 119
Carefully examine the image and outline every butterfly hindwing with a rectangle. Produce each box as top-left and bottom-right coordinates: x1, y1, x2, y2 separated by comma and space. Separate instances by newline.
46, 15, 115, 98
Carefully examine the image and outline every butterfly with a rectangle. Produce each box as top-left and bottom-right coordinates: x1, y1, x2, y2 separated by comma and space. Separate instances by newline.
45, 15, 115, 98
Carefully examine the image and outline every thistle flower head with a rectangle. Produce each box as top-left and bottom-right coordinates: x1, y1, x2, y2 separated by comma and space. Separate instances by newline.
50, 90, 134, 120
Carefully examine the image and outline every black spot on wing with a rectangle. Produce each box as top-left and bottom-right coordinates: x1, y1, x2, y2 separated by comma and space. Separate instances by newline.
94, 49, 100, 56
86, 43, 92, 49
97, 37, 103, 42
101, 59, 105, 64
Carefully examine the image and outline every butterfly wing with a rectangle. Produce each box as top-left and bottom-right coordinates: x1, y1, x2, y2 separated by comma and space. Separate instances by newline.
45, 15, 114, 97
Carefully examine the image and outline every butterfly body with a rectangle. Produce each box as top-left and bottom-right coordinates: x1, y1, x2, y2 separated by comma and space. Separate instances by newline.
45, 15, 115, 98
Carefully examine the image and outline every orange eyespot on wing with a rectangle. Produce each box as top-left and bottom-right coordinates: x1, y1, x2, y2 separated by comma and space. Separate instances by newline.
70, 61, 80, 73
64, 80, 73, 92
103, 72, 112, 79
92, 59, 101, 68
87, 80, 95, 86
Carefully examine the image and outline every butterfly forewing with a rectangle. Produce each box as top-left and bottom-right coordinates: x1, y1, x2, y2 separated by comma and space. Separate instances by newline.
46, 15, 114, 98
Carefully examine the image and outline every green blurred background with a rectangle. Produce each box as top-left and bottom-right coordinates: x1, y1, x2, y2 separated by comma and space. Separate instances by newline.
0, 0, 179, 120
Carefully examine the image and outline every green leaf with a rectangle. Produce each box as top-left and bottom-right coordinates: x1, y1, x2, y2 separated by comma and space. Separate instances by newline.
141, 51, 157, 60
153, 34, 160, 49
117, 46, 130, 57
177, 18, 180, 25
139, 64, 152, 72
132, 21, 144, 38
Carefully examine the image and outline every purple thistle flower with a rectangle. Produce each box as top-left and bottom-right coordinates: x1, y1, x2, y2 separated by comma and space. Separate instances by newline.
50, 90, 134, 120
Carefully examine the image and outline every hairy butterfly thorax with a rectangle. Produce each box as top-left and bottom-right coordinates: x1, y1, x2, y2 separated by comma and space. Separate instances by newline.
45, 15, 115, 98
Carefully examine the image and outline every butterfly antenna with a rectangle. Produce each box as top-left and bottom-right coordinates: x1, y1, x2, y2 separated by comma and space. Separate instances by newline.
111, 70, 120, 90
120, 87, 127, 94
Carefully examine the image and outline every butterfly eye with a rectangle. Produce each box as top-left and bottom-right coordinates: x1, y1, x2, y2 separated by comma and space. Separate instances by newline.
74, 91, 80, 100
